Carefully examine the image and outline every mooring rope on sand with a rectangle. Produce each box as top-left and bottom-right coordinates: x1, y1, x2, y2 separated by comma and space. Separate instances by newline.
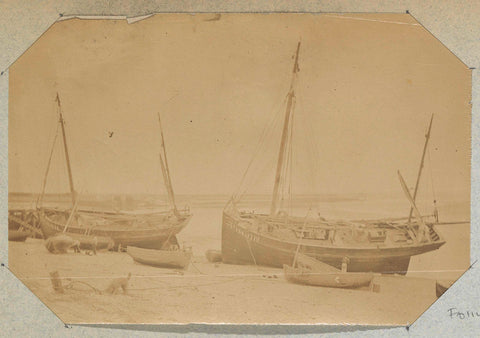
189, 261, 208, 275
128, 276, 246, 292
64, 280, 102, 294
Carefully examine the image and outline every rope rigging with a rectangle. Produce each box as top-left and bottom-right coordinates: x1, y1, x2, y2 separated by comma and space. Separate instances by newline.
233, 93, 288, 202
427, 146, 437, 203
37, 121, 60, 208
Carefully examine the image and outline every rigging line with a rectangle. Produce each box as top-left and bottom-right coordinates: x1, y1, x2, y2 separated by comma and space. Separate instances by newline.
279, 124, 287, 212
305, 111, 335, 217
292, 206, 313, 268
237, 96, 287, 201
238, 104, 288, 204
66, 127, 82, 191
279, 118, 291, 213
297, 93, 317, 185
283, 131, 291, 214
427, 146, 437, 201
36, 104, 59, 196
297, 93, 322, 207
56, 137, 69, 194
37, 121, 60, 208
287, 97, 296, 216
234, 94, 288, 201
239, 150, 280, 203
280, 95, 296, 213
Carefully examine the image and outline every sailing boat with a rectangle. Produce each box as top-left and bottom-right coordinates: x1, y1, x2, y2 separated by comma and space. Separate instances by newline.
38, 94, 192, 250
221, 42, 445, 274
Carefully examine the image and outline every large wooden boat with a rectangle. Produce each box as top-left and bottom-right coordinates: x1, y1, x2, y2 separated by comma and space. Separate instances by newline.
127, 246, 192, 269
37, 94, 192, 250
221, 42, 446, 274
39, 207, 190, 250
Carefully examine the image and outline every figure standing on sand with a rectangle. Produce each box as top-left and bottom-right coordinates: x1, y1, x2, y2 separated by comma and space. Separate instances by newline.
433, 200, 439, 223
341, 257, 350, 272
317, 212, 326, 221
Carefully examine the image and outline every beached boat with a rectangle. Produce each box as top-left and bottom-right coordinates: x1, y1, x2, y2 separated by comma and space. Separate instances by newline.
221, 42, 446, 274
283, 253, 373, 288
127, 246, 192, 269
37, 94, 192, 250
8, 230, 29, 242
39, 206, 190, 250
8, 208, 43, 239
284, 265, 373, 288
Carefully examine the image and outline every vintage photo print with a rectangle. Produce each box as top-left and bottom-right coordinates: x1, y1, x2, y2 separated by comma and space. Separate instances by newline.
8, 13, 470, 325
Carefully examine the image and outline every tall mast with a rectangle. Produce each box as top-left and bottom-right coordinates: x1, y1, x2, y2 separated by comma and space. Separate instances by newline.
37, 122, 59, 208
56, 93, 76, 207
408, 114, 434, 223
270, 42, 301, 216
157, 113, 180, 218
398, 171, 429, 242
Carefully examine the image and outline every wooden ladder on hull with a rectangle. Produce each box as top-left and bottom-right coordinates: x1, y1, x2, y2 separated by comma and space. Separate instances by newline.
428, 226, 440, 241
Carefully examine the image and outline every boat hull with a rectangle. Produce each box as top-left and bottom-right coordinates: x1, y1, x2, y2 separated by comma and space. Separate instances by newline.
283, 264, 373, 288
39, 210, 192, 250
221, 211, 445, 275
127, 246, 192, 269
8, 230, 29, 242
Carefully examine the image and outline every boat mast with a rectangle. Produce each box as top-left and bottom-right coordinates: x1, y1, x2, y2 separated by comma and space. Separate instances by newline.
270, 42, 301, 217
56, 93, 76, 207
37, 122, 59, 208
157, 113, 180, 218
407, 114, 434, 223
398, 171, 429, 242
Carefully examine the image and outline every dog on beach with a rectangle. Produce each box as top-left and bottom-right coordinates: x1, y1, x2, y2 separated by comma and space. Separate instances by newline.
104, 273, 132, 295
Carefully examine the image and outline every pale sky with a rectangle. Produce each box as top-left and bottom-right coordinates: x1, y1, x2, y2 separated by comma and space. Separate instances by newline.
9, 14, 471, 202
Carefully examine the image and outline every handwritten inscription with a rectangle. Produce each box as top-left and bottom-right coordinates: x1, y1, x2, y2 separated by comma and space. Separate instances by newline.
448, 308, 480, 319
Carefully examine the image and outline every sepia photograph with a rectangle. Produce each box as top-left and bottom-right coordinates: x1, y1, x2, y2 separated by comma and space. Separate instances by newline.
7, 13, 470, 325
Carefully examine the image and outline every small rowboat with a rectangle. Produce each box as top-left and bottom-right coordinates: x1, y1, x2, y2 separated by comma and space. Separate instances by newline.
436, 280, 454, 298
8, 230, 29, 242
283, 253, 373, 289
284, 264, 374, 288
127, 246, 192, 269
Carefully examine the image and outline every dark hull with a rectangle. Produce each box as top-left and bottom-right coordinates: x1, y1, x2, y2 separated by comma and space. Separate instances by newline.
8, 209, 43, 238
221, 211, 445, 275
39, 211, 192, 250
8, 230, 29, 242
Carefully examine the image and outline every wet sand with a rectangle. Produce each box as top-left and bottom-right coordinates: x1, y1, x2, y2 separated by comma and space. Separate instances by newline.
9, 238, 450, 325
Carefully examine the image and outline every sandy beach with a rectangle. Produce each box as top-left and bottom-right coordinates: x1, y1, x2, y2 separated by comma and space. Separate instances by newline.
7, 195, 470, 325
8, 238, 437, 325
8, 221, 468, 326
